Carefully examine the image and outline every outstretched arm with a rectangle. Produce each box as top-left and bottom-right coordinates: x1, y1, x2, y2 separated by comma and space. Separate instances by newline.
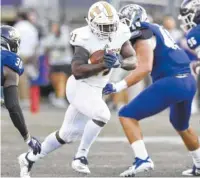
3, 66, 29, 141
124, 38, 154, 87
3, 66, 41, 154
103, 38, 154, 95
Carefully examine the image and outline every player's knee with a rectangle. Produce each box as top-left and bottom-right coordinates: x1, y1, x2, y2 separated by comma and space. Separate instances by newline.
170, 118, 189, 131
92, 119, 105, 127
119, 105, 127, 117
119, 105, 141, 121
95, 106, 111, 123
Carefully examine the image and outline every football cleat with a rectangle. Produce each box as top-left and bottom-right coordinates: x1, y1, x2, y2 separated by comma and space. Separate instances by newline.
182, 165, 200, 176
72, 156, 91, 174
120, 156, 154, 177
18, 153, 34, 178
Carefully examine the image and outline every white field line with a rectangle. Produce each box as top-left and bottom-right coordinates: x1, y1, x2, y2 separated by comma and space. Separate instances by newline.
96, 136, 200, 144
0, 177, 190, 178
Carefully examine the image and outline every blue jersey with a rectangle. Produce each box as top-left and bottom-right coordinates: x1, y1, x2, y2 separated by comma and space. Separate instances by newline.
130, 22, 191, 82
186, 25, 200, 50
1, 49, 24, 86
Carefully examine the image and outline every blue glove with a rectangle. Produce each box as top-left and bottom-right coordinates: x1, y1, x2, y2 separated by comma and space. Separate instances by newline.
26, 136, 41, 155
103, 80, 128, 95
103, 83, 117, 95
104, 52, 121, 69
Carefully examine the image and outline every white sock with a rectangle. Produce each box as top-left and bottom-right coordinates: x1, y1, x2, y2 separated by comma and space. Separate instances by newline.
190, 147, 200, 168
27, 131, 63, 162
131, 140, 148, 160
75, 120, 103, 158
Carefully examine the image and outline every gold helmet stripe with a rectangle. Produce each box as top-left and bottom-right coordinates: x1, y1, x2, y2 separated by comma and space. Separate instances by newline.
102, 2, 113, 18
90, 6, 101, 19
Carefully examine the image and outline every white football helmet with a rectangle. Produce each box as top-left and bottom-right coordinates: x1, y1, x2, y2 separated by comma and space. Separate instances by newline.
118, 4, 148, 28
86, 1, 119, 40
178, 0, 200, 32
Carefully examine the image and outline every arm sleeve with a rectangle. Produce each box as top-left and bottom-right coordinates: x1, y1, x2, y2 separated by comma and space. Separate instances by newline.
3, 86, 29, 140
72, 46, 90, 63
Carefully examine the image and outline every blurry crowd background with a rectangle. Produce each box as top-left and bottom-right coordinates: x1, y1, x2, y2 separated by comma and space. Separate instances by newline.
1, 0, 200, 113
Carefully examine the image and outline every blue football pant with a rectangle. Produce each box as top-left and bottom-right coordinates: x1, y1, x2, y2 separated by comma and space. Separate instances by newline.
119, 74, 197, 131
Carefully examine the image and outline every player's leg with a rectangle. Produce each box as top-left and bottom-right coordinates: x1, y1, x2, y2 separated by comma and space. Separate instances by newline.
68, 77, 111, 174
169, 74, 200, 176
119, 85, 167, 176
72, 102, 110, 174
72, 117, 108, 174
74, 100, 110, 159
18, 104, 88, 178
170, 101, 200, 176
119, 76, 190, 177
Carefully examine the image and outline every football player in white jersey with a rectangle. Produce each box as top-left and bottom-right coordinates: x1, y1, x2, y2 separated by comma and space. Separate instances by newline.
17, 1, 137, 177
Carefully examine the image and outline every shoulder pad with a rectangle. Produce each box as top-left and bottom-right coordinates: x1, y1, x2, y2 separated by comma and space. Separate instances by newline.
130, 30, 143, 39
117, 22, 131, 42
130, 21, 149, 32
70, 26, 90, 48
3, 52, 24, 75
129, 22, 154, 43
119, 22, 131, 33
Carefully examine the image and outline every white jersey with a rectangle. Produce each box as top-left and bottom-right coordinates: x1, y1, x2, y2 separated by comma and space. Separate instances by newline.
70, 22, 131, 88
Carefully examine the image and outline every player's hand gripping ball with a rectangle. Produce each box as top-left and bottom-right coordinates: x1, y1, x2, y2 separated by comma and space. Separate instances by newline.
89, 50, 121, 68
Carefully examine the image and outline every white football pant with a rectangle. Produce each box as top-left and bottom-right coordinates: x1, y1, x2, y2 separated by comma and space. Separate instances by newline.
59, 75, 111, 143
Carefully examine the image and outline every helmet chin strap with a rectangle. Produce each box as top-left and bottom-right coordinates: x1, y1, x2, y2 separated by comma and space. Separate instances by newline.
6, 43, 11, 51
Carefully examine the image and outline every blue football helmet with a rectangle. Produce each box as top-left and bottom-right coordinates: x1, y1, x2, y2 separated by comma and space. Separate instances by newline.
1, 25, 21, 53
118, 4, 148, 28
179, 0, 200, 32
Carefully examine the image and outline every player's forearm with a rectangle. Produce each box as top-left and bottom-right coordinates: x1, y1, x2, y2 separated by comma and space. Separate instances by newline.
124, 67, 150, 87
121, 56, 138, 71
72, 63, 107, 79
195, 46, 200, 59
3, 86, 29, 141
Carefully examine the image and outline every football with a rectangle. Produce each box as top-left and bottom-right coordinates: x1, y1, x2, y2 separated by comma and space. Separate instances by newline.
89, 50, 104, 64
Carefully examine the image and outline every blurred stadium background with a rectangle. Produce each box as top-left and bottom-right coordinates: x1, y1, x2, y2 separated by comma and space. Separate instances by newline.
1, 0, 199, 111
1, 0, 200, 177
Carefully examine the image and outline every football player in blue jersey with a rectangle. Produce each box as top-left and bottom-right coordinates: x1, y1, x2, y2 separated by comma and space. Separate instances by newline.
179, 0, 200, 76
179, 0, 200, 115
1, 25, 41, 157
103, 4, 200, 177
